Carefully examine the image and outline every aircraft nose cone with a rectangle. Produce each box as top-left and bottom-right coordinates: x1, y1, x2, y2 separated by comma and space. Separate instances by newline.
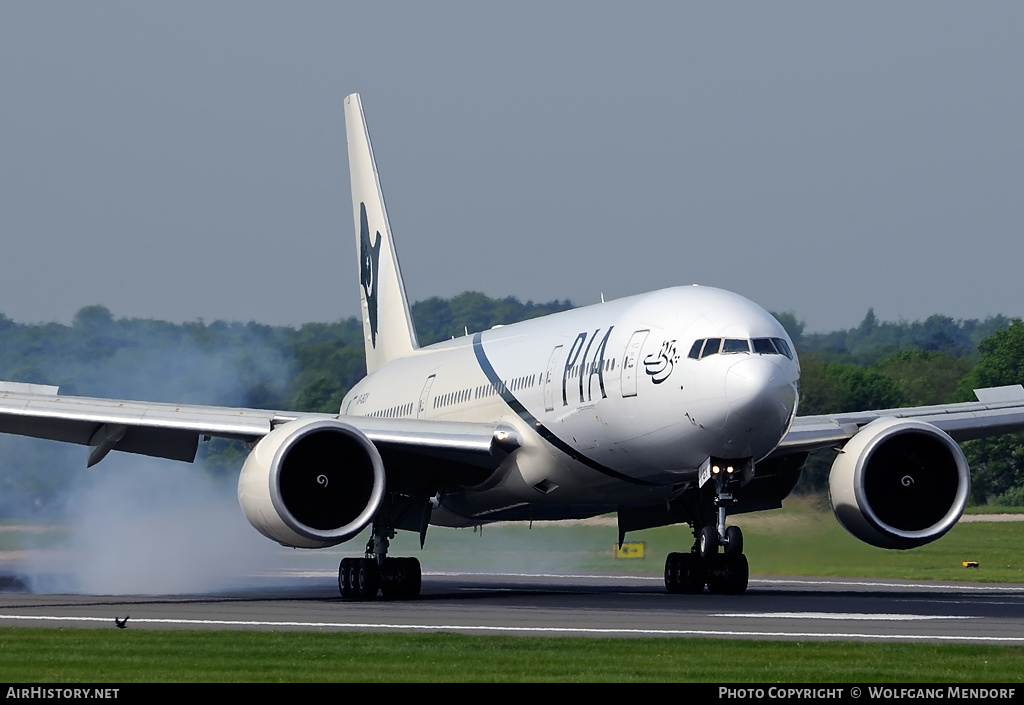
718, 356, 798, 459
725, 357, 787, 420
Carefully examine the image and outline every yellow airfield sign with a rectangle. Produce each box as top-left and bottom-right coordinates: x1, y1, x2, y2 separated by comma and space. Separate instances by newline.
614, 542, 645, 559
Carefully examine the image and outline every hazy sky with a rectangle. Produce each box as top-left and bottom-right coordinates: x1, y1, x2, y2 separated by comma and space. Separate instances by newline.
2, 2, 1021, 333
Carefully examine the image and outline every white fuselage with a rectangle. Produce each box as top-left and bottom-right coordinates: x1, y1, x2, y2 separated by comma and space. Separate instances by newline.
342, 286, 800, 526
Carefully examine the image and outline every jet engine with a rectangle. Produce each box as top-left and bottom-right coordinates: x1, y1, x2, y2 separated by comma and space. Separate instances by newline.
237, 418, 385, 549
829, 417, 970, 549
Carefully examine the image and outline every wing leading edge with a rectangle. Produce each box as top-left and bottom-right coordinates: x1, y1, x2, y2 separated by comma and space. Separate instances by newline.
0, 384, 516, 471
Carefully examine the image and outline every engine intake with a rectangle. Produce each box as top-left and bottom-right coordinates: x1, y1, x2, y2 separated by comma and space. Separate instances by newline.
829, 417, 969, 549
238, 418, 386, 548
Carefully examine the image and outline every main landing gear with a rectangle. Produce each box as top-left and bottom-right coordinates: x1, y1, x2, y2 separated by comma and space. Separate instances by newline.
339, 555, 421, 600
338, 517, 421, 600
664, 460, 750, 595
664, 538, 748, 595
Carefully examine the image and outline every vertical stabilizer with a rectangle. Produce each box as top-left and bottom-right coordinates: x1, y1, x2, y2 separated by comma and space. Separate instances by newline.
344, 94, 419, 373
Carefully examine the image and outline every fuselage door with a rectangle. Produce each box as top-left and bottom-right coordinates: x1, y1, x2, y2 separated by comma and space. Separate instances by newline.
417, 374, 436, 418
621, 330, 650, 398
543, 346, 563, 412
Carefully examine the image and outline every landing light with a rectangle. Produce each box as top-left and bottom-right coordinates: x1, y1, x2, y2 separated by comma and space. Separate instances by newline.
712, 465, 721, 475
726, 466, 735, 474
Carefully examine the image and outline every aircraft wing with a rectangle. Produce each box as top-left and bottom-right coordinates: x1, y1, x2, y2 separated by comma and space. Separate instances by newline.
0, 381, 515, 471
773, 384, 1024, 457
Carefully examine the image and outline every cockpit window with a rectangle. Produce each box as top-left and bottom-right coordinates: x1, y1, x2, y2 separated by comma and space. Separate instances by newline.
690, 336, 794, 360
772, 337, 794, 359
701, 338, 722, 357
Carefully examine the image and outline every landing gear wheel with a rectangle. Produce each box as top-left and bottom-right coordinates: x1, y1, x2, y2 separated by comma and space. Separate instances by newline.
355, 557, 380, 599
402, 557, 422, 598
729, 554, 749, 594
664, 552, 706, 594
706, 554, 748, 595
665, 552, 683, 594
338, 557, 353, 598
724, 525, 743, 557
698, 525, 718, 559
380, 557, 422, 599
339, 557, 381, 600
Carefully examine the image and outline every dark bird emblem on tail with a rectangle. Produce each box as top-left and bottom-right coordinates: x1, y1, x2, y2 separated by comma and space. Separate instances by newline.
359, 202, 382, 348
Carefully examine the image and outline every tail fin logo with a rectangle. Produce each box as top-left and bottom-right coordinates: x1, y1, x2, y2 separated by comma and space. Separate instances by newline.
359, 202, 382, 348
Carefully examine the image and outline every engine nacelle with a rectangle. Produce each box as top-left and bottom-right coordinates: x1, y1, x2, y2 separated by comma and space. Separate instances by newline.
829, 417, 970, 549
238, 418, 385, 548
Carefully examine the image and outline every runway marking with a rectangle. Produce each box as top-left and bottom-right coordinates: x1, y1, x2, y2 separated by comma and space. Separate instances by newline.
897, 598, 1024, 607
0, 613, 1017, 642
714, 612, 975, 621
750, 578, 1024, 592
429, 572, 1024, 593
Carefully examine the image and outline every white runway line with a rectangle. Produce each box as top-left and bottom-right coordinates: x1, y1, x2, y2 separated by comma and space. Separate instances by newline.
750, 578, 1024, 592
0, 613, 1019, 642
714, 612, 975, 621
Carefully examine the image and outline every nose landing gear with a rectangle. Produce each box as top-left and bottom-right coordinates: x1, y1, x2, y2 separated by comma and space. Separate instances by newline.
664, 458, 751, 595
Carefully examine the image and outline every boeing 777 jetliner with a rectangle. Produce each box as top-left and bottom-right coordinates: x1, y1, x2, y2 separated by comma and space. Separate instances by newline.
3, 94, 1024, 599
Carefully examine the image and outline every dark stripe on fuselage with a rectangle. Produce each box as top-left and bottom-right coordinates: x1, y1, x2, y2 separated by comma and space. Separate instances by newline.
471, 332, 657, 487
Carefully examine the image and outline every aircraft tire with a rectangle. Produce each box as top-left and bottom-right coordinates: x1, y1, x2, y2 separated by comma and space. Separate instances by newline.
402, 557, 422, 598
380, 557, 422, 599
664, 552, 684, 593
355, 558, 380, 600
665, 552, 706, 594
706, 554, 749, 595
338, 557, 353, 598
725, 526, 743, 556
679, 552, 706, 594
727, 554, 749, 594
698, 526, 718, 559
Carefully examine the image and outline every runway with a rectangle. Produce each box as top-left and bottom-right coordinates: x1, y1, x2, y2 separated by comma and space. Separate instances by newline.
2, 570, 1023, 643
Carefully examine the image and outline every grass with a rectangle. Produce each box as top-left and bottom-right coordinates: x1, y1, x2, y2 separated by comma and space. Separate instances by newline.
1, 629, 1023, 682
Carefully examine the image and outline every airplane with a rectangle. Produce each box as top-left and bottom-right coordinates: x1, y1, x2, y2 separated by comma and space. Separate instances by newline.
3, 92, 1024, 600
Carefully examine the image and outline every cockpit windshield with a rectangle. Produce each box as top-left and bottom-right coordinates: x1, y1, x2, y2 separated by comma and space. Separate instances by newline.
688, 337, 793, 360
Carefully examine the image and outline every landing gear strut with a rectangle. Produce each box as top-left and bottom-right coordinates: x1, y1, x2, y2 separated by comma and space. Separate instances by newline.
338, 513, 421, 600
664, 459, 751, 595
